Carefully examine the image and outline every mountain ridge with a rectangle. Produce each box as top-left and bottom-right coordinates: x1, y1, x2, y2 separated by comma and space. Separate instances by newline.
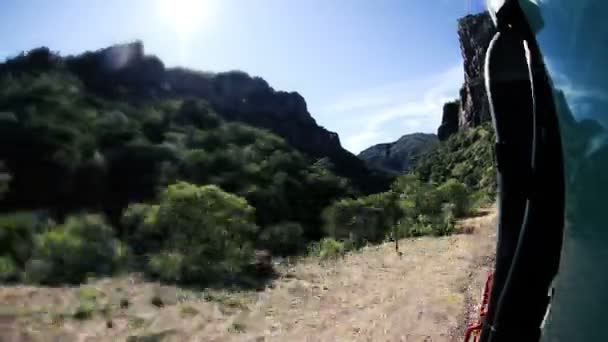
358, 132, 438, 174
0, 42, 390, 193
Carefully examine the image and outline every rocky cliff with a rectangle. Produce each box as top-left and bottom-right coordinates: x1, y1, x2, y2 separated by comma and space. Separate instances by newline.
437, 101, 460, 141
438, 13, 497, 139
458, 13, 496, 128
358, 133, 438, 174
1, 42, 388, 192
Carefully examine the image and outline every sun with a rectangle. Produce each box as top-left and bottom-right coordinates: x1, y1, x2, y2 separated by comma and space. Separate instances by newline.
157, 0, 217, 35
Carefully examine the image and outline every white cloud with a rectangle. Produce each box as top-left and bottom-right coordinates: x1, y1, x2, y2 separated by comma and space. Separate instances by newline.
321, 64, 463, 153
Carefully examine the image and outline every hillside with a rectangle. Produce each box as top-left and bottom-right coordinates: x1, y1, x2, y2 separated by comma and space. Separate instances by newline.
0, 208, 496, 342
416, 124, 495, 202
358, 133, 439, 174
0, 43, 390, 195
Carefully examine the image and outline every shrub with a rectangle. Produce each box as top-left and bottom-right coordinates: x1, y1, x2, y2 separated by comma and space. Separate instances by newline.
437, 179, 470, 217
308, 238, 347, 259
121, 203, 161, 254
394, 205, 455, 238
0, 212, 48, 266
392, 174, 442, 216
322, 192, 399, 246
258, 222, 304, 255
409, 215, 435, 237
73, 299, 97, 320
147, 252, 184, 282
0, 256, 18, 282
150, 182, 259, 283
436, 203, 457, 236
25, 214, 124, 284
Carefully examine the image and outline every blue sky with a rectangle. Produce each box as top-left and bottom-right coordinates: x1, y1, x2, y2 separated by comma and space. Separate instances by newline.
0, 0, 487, 153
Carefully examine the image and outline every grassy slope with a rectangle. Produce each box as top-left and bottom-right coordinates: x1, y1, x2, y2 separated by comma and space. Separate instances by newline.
0, 209, 496, 342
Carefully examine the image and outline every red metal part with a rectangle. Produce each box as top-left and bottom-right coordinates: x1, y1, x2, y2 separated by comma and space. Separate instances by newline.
464, 272, 494, 342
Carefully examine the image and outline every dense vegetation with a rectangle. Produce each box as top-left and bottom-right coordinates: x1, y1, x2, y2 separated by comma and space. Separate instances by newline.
314, 125, 496, 259
0, 46, 495, 286
0, 49, 354, 284
415, 124, 496, 204
0, 67, 353, 228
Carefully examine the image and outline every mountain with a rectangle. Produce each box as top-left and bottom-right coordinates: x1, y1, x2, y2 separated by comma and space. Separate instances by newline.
0, 42, 390, 194
358, 133, 439, 174
0, 42, 398, 244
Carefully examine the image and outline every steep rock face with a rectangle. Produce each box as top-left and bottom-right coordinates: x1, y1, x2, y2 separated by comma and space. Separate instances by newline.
437, 101, 460, 141
457, 13, 497, 128
57, 43, 388, 192
358, 133, 439, 174
438, 13, 497, 141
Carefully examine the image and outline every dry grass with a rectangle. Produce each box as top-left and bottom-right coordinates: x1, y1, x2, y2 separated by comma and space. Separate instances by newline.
0, 208, 496, 342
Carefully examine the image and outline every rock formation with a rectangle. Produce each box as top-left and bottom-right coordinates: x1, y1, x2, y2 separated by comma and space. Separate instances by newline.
438, 12, 497, 139
437, 101, 460, 141
458, 13, 497, 127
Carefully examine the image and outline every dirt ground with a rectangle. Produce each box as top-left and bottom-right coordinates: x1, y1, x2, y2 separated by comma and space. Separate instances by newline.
0, 208, 496, 342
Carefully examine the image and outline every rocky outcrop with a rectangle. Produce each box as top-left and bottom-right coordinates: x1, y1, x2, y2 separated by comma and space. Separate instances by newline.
358, 133, 439, 174
457, 13, 497, 128
65, 41, 166, 97
437, 101, 460, 141
439, 13, 497, 141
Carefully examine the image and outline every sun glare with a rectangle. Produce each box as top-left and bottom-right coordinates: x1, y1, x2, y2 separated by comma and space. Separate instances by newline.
157, 0, 217, 35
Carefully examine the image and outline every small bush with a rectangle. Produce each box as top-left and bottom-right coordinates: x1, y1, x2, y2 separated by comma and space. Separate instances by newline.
438, 203, 457, 236
0, 212, 48, 266
25, 214, 124, 285
322, 192, 399, 246
409, 215, 435, 237
73, 300, 96, 320
0, 256, 18, 282
147, 252, 184, 282
230, 322, 247, 333
308, 238, 347, 259
73, 287, 101, 320
437, 179, 470, 217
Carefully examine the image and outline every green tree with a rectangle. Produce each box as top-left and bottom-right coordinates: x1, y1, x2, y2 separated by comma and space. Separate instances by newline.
150, 182, 258, 283
322, 192, 397, 246
437, 179, 470, 217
